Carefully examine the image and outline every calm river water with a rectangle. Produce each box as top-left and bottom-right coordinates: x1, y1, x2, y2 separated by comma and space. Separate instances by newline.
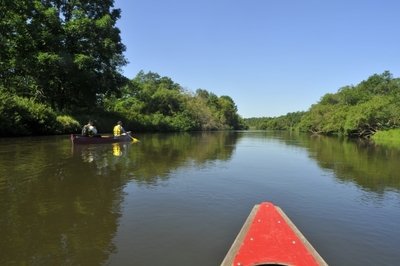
0, 131, 399, 265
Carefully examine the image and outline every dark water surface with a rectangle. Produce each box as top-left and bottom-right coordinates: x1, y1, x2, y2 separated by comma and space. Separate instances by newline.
0, 131, 399, 265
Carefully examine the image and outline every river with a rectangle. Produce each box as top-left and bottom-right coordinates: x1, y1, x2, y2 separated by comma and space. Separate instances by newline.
0, 131, 399, 265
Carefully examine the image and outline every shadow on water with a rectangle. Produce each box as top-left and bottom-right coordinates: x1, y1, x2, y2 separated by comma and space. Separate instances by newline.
0, 131, 241, 265
0, 131, 399, 265
0, 138, 132, 265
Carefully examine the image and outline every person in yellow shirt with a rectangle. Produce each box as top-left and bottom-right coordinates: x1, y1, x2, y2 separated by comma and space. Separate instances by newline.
113, 121, 126, 136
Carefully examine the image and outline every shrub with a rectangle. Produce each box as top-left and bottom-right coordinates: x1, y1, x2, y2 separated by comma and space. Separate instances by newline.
56, 116, 81, 134
0, 95, 59, 136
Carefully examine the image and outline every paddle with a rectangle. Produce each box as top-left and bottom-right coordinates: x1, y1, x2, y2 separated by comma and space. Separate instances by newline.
127, 131, 139, 142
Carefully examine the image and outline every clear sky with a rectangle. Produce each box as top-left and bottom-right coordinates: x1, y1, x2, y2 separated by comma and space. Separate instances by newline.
113, 0, 400, 118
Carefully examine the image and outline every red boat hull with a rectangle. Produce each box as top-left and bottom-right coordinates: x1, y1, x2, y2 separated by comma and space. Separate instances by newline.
70, 134, 133, 144
221, 202, 328, 266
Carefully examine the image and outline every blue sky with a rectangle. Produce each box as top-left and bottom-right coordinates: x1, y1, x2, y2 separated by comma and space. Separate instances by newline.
113, 0, 400, 118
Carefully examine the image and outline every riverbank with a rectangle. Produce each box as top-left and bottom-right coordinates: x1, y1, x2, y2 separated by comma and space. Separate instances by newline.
371, 128, 400, 148
372, 128, 400, 140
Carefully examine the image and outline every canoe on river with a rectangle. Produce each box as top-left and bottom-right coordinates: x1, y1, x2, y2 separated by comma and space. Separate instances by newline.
70, 133, 138, 144
221, 202, 328, 266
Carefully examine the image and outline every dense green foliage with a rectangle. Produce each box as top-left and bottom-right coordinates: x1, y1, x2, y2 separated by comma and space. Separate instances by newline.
1, 0, 128, 112
246, 71, 400, 138
245, 111, 306, 131
0, 0, 246, 136
0, 94, 58, 135
298, 71, 400, 137
3, 1, 398, 138
371, 129, 400, 148
103, 71, 248, 132
372, 128, 400, 140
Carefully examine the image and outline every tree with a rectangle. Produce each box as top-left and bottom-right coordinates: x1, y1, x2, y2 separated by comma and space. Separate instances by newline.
0, 0, 128, 112
298, 71, 400, 137
103, 70, 248, 132
0, 0, 36, 94
218, 95, 239, 129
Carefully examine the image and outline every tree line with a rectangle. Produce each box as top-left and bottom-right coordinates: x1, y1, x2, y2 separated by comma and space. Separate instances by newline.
2, 1, 398, 138
245, 111, 306, 131
0, 0, 247, 136
103, 71, 248, 132
246, 71, 400, 138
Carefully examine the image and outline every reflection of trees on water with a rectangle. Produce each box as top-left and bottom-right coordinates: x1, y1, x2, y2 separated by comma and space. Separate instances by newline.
291, 133, 400, 194
133, 132, 239, 180
72, 132, 241, 186
242, 130, 400, 195
71, 142, 137, 176
0, 140, 129, 265
72, 142, 133, 161
0, 132, 241, 265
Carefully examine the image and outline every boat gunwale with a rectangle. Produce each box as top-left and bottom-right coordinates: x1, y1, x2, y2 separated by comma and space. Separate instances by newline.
70, 134, 133, 144
220, 203, 328, 266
